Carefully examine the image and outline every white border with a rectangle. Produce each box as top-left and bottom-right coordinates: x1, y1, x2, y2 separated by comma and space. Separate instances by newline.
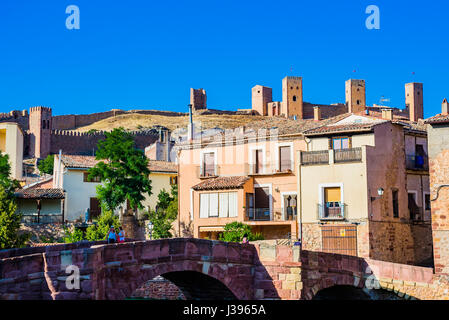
275, 142, 294, 171
318, 183, 344, 206
249, 144, 267, 174
200, 148, 218, 175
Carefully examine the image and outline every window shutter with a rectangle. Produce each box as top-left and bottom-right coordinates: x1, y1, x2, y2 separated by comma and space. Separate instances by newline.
228, 192, 238, 217
219, 193, 229, 217
209, 193, 219, 217
328, 137, 332, 150
200, 193, 209, 218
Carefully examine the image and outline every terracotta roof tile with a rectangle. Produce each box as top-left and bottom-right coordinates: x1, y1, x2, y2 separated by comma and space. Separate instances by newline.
15, 188, 65, 199
303, 123, 376, 136
425, 114, 449, 124
148, 160, 177, 173
61, 155, 101, 169
192, 176, 250, 191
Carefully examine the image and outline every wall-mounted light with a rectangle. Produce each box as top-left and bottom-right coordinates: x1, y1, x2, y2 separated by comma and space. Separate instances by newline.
370, 187, 384, 201
275, 187, 280, 193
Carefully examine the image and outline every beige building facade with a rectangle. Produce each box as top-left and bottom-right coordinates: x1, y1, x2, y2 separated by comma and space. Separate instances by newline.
0, 122, 23, 180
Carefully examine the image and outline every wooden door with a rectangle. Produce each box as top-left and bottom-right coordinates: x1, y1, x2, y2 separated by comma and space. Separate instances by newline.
321, 225, 357, 256
90, 198, 101, 219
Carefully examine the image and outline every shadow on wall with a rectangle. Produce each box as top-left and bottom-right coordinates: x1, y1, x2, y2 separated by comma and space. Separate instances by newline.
312, 285, 407, 300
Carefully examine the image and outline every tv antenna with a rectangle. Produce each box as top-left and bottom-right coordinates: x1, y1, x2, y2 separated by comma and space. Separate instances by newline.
379, 95, 390, 106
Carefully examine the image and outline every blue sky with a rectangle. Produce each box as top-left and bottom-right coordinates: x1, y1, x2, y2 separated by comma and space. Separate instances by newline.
0, 0, 448, 117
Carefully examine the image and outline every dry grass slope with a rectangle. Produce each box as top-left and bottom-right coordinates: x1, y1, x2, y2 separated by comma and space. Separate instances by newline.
75, 113, 266, 132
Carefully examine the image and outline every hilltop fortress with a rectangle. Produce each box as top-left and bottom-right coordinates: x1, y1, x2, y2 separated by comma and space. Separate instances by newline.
0, 76, 424, 161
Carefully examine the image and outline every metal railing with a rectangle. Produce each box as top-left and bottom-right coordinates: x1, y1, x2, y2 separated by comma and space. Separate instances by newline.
317, 203, 346, 220
196, 165, 219, 178
301, 150, 329, 165
21, 213, 63, 224
334, 147, 362, 163
247, 208, 271, 221
406, 154, 429, 171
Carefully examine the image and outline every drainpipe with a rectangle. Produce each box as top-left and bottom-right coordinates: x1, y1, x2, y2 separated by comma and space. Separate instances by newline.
296, 150, 302, 243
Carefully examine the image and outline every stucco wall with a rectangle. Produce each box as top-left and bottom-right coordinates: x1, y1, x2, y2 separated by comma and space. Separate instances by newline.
0, 123, 23, 180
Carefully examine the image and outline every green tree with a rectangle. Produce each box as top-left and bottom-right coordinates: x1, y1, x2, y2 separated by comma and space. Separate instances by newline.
62, 225, 85, 243
87, 128, 152, 212
146, 185, 178, 239
0, 153, 20, 195
219, 222, 264, 243
0, 152, 28, 249
85, 210, 121, 241
37, 154, 54, 175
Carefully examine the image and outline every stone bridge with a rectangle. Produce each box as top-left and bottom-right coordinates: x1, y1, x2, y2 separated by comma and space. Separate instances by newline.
0, 238, 448, 300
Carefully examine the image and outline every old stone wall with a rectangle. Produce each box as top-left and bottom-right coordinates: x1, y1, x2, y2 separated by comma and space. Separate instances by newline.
131, 276, 185, 300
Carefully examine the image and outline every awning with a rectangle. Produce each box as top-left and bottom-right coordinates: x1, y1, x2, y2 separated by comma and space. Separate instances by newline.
199, 226, 225, 232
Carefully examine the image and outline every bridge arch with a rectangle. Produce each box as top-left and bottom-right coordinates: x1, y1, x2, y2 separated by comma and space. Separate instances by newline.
94, 238, 255, 300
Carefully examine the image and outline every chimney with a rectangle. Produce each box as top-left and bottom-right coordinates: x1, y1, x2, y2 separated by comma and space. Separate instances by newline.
188, 104, 194, 141
442, 98, 448, 115
313, 106, 321, 121
381, 108, 393, 120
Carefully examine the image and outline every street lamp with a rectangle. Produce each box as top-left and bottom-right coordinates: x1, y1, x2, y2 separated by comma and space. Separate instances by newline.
148, 221, 154, 240
371, 187, 384, 201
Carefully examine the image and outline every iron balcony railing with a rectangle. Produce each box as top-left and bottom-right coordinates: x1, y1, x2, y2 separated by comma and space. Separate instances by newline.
317, 203, 346, 220
406, 154, 429, 171
334, 147, 362, 163
301, 150, 329, 165
246, 161, 294, 175
247, 208, 271, 221
21, 213, 63, 224
196, 165, 219, 178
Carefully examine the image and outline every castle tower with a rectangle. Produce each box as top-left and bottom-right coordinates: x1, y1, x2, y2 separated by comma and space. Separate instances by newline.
190, 88, 207, 110
29, 106, 52, 159
345, 79, 366, 113
251, 85, 272, 116
405, 82, 424, 121
281, 76, 303, 119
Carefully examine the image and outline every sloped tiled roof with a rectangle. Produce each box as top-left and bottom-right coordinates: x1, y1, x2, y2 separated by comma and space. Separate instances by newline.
303, 123, 377, 136
148, 160, 177, 173
192, 176, 250, 191
425, 114, 449, 125
61, 155, 100, 169
15, 188, 65, 199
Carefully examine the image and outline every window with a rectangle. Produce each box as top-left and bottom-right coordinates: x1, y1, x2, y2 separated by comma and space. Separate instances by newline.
332, 137, 350, 150
202, 152, 215, 176
200, 192, 238, 218
83, 172, 101, 182
356, 100, 360, 105
254, 149, 263, 174
408, 192, 419, 220
279, 146, 292, 171
425, 193, 431, 211
293, 95, 297, 102
283, 194, 297, 221
392, 189, 399, 218
170, 176, 178, 185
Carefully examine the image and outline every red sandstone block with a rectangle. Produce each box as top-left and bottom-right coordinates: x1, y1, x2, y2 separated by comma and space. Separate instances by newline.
226, 245, 241, 263
379, 262, 394, 278
276, 246, 292, 262
211, 243, 227, 262
290, 290, 301, 300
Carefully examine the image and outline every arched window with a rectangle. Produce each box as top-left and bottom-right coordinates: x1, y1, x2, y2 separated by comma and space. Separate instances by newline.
293, 95, 297, 102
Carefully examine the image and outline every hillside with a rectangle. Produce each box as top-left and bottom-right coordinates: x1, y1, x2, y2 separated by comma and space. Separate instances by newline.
75, 112, 266, 132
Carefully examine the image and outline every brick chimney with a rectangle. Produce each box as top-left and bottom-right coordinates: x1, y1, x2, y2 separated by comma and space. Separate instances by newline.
313, 106, 321, 122
381, 108, 393, 120
442, 98, 448, 115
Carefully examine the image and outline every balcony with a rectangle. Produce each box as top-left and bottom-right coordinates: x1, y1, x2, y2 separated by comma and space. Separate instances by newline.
21, 213, 63, 224
196, 165, 219, 178
317, 203, 346, 220
247, 208, 271, 221
246, 161, 294, 175
406, 154, 429, 171
247, 208, 297, 222
334, 147, 362, 163
301, 150, 329, 165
